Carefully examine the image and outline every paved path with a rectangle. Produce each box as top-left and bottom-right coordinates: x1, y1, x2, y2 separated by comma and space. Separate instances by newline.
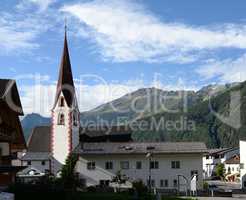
195, 194, 246, 200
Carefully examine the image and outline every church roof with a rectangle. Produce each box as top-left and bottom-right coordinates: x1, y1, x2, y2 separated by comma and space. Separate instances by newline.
27, 126, 51, 152
53, 30, 75, 108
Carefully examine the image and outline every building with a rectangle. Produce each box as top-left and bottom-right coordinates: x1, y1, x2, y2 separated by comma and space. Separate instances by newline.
240, 140, 246, 189
0, 79, 26, 187
50, 30, 80, 174
224, 154, 240, 182
20, 29, 133, 177
203, 147, 239, 178
74, 142, 207, 190
20, 29, 207, 191
19, 126, 52, 181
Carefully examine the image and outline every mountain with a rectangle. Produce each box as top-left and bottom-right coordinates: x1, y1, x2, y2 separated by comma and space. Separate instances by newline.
80, 87, 198, 126
132, 81, 246, 148
21, 113, 50, 140
21, 82, 244, 148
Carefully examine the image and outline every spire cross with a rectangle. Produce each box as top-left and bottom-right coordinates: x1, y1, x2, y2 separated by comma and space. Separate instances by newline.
65, 17, 67, 34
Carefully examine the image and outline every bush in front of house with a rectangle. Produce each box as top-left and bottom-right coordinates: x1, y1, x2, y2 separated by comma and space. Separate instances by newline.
132, 180, 148, 194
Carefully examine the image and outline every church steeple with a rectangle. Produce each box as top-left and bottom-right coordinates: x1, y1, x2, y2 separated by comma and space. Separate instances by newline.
51, 25, 80, 173
53, 26, 75, 108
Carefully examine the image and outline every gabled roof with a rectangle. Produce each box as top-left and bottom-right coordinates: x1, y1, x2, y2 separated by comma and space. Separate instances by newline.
224, 155, 240, 164
0, 79, 23, 115
0, 79, 26, 149
53, 30, 75, 108
75, 142, 207, 155
27, 126, 51, 152
207, 147, 239, 156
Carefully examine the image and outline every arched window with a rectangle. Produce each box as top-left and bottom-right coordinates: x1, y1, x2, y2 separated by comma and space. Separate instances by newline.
59, 97, 64, 107
73, 114, 77, 126
58, 113, 65, 125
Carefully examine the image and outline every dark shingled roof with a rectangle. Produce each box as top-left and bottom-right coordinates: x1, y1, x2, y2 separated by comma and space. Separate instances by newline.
206, 147, 239, 156
0, 79, 26, 149
81, 125, 132, 137
0, 79, 23, 115
53, 30, 75, 108
27, 126, 51, 152
75, 142, 207, 155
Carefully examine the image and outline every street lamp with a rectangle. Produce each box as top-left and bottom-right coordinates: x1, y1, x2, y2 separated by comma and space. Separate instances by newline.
146, 152, 152, 193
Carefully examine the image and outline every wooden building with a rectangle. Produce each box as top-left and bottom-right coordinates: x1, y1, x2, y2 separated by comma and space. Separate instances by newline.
0, 79, 26, 187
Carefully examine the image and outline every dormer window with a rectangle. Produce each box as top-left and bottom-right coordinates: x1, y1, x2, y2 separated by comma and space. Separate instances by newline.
58, 113, 65, 125
59, 97, 65, 107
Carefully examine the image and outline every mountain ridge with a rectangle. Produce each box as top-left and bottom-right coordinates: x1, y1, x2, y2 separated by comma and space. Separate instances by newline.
21, 82, 243, 147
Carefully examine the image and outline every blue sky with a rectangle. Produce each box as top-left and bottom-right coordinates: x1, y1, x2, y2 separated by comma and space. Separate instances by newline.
1, 0, 246, 116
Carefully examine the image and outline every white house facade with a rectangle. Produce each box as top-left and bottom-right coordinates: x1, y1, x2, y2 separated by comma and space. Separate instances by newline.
75, 142, 207, 190
240, 140, 246, 189
203, 147, 239, 179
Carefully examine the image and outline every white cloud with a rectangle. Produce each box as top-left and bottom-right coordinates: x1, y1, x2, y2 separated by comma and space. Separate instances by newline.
197, 54, 246, 83
61, 0, 246, 63
0, 4, 55, 54
17, 0, 56, 12
19, 74, 197, 117
0, 17, 38, 52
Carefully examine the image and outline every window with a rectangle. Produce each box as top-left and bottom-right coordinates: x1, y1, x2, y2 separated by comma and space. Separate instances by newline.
105, 161, 113, 170
59, 97, 64, 107
100, 180, 110, 186
87, 162, 95, 170
41, 161, 46, 166
150, 161, 159, 169
58, 113, 65, 125
73, 114, 77, 126
173, 179, 178, 187
240, 163, 244, 169
160, 179, 168, 187
27, 161, 31, 165
136, 161, 142, 169
164, 180, 168, 187
171, 161, 180, 169
120, 161, 129, 169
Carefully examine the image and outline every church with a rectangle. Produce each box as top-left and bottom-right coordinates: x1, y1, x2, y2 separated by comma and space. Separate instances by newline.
20, 29, 133, 177
20, 30, 207, 191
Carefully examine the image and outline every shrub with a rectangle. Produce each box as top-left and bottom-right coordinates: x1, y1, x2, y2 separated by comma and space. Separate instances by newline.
132, 180, 148, 194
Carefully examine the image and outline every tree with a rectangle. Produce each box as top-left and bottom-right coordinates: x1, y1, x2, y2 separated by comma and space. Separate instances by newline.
60, 153, 79, 189
216, 163, 225, 180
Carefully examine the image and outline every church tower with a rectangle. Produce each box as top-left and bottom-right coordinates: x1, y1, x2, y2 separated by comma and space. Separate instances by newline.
51, 28, 80, 174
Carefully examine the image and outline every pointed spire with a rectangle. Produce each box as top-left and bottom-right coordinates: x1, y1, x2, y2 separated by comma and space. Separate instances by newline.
53, 24, 75, 108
